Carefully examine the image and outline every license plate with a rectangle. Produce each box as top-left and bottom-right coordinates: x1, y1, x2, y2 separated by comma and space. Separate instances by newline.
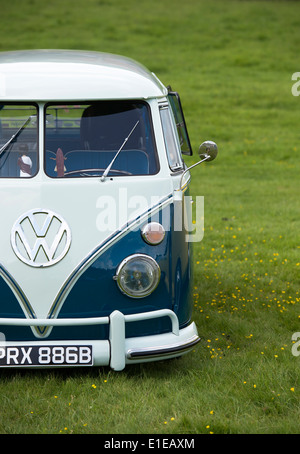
0, 345, 93, 366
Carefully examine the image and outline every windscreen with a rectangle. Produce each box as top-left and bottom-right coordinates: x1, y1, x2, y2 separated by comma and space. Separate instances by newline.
44, 101, 159, 178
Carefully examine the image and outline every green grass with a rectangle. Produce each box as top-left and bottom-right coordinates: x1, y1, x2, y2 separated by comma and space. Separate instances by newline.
0, 0, 300, 434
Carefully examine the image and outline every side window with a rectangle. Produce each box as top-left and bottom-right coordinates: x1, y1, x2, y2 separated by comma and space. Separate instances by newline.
167, 89, 193, 156
160, 106, 183, 171
0, 104, 38, 178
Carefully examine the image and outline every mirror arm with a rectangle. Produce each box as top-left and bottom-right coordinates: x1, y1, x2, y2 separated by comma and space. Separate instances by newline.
178, 154, 211, 191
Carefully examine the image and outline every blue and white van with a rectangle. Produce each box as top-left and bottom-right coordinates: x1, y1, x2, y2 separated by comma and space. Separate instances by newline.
0, 50, 217, 370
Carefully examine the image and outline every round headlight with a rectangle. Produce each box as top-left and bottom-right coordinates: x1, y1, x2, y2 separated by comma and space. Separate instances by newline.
114, 254, 161, 298
141, 222, 165, 245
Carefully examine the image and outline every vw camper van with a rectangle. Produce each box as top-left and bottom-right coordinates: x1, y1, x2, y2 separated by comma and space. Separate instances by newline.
0, 50, 217, 370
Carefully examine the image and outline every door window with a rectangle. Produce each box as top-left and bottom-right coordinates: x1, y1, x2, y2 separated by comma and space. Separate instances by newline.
160, 106, 183, 171
168, 90, 193, 156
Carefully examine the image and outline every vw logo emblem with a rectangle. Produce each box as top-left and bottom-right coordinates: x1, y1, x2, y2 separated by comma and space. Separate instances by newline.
11, 209, 71, 268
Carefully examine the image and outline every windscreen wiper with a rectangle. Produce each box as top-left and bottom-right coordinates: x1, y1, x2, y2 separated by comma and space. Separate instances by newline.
100, 120, 139, 182
0, 115, 36, 156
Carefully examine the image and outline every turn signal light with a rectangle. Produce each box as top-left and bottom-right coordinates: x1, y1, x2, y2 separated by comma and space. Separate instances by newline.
141, 222, 165, 245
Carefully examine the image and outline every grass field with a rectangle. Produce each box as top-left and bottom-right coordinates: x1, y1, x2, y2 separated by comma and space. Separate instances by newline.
0, 0, 300, 435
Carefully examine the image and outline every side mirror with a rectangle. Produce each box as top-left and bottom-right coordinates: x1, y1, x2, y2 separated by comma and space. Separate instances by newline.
178, 140, 218, 191
198, 140, 218, 162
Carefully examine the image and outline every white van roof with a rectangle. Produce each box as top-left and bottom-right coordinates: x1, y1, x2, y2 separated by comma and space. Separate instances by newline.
0, 50, 168, 101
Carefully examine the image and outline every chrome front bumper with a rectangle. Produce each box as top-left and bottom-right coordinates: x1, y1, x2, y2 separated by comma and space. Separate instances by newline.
0, 309, 200, 370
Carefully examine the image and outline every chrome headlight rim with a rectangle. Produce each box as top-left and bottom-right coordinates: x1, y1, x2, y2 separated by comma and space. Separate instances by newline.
114, 253, 161, 298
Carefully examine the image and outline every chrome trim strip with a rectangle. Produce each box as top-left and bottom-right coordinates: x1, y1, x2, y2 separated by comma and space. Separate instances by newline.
127, 334, 200, 360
